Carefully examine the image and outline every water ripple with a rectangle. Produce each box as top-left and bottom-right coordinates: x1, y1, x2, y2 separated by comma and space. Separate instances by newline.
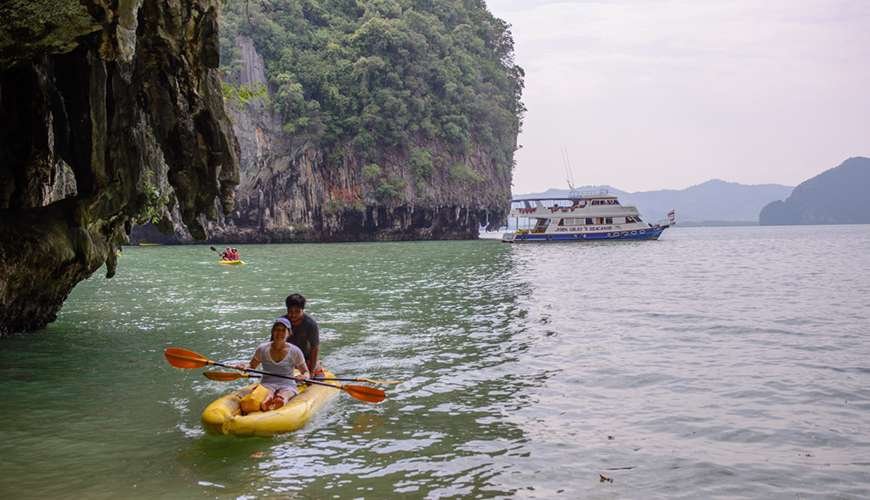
1, 228, 870, 497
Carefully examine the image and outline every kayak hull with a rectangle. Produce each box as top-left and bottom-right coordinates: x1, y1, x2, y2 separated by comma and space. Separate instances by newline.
218, 259, 245, 265
201, 370, 339, 436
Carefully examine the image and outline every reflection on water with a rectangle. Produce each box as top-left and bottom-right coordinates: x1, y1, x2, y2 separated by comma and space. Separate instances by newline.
2, 226, 870, 497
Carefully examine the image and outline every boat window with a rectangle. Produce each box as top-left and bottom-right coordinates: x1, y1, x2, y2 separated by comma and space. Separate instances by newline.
605, 217, 613, 224
585, 217, 593, 225
558, 218, 565, 226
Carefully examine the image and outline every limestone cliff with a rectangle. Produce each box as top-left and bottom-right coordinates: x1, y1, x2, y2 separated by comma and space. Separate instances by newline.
0, 0, 239, 334
212, 35, 509, 242
132, 22, 516, 244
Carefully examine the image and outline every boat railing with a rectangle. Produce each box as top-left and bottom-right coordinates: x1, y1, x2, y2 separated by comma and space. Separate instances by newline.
578, 188, 609, 196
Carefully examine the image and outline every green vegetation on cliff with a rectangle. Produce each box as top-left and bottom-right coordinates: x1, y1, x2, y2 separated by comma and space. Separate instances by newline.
219, 0, 524, 176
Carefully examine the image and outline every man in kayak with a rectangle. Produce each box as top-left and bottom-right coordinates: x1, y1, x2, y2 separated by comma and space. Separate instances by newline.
238, 317, 309, 411
283, 293, 324, 377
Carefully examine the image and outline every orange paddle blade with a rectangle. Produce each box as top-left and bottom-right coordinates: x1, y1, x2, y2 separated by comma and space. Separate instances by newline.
164, 347, 211, 369
342, 384, 386, 404
203, 371, 250, 381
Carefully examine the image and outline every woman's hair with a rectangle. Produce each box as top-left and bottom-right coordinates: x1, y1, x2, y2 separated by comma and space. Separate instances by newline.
270, 322, 289, 341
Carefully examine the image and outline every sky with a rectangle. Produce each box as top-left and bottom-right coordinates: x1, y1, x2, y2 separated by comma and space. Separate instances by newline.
485, 0, 870, 193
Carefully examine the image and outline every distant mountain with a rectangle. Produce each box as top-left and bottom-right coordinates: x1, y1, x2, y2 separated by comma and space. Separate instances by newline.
516, 180, 793, 224
759, 157, 870, 226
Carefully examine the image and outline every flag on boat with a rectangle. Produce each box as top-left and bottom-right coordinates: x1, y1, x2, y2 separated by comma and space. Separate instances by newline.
667, 209, 676, 225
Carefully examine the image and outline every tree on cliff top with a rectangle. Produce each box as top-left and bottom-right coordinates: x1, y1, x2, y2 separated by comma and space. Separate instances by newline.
219, 0, 524, 177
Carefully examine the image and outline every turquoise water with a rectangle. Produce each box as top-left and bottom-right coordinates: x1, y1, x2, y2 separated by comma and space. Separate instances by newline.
2, 226, 870, 498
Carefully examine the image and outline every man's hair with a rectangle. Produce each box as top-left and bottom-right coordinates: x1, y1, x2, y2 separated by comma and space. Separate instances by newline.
285, 293, 306, 310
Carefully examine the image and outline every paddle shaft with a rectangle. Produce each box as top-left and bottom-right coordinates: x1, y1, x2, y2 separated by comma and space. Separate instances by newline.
165, 347, 385, 403
205, 371, 395, 385
315, 377, 386, 383
207, 359, 339, 390
208, 374, 378, 383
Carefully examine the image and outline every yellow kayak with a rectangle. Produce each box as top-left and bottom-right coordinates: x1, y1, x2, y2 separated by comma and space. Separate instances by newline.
201, 371, 340, 436
218, 259, 245, 265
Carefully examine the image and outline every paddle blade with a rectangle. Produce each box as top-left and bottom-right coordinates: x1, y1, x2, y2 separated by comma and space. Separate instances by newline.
164, 347, 210, 369
342, 384, 386, 404
203, 371, 247, 381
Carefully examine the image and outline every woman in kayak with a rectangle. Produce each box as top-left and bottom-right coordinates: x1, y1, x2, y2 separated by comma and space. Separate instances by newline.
238, 317, 309, 411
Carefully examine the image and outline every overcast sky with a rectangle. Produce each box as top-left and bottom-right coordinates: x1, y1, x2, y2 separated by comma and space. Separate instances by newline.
485, 0, 870, 193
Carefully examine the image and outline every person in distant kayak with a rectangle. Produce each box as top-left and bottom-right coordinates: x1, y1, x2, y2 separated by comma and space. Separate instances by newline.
238, 317, 309, 411
282, 293, 323, 376
221, 247, 238, 261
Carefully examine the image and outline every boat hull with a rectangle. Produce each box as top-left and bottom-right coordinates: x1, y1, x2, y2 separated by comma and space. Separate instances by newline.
201, 370, 339, 436
504, 226, 666, 242
218, 259, 245, 265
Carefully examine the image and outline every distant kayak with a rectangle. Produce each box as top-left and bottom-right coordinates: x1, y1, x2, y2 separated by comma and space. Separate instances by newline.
201, 370, 340, 436
218, 259, 245, 265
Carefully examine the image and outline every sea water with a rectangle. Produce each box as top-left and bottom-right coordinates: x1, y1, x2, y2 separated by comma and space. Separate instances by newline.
1, 225, 869, 498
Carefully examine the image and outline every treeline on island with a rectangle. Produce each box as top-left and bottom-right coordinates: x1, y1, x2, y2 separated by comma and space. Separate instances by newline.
220, 0, 523, 180
131, 0, 525, 243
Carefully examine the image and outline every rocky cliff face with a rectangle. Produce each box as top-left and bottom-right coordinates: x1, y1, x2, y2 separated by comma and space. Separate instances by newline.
133, 35, 510, 244
759, 157, 870, 225
0, 0, 239, 334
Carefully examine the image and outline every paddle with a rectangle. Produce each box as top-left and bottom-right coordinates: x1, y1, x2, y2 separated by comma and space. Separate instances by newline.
210, 246, 224, 260
316, 376, 400, 385
165, 347, 385, 403
203, 370, 399, 385
204, 371, 259, 381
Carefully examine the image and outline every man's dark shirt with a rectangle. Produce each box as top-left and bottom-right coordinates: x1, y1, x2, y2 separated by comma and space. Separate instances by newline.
282, 313, 319, 362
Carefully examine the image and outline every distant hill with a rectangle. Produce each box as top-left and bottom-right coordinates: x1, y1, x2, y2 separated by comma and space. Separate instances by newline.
759, 157, 870, 225
516, 180, 793, 224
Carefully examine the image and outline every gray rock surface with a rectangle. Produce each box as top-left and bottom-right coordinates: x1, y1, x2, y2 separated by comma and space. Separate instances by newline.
0, 0, 240, 334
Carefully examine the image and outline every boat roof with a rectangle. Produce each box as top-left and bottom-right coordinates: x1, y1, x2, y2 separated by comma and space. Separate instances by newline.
511, 195, 618, 203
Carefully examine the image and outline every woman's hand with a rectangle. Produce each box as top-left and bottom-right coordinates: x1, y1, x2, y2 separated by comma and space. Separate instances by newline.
234, 363, 248, 370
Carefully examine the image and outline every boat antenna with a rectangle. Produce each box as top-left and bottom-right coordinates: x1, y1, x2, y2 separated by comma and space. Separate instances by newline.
562, 147, 577, 195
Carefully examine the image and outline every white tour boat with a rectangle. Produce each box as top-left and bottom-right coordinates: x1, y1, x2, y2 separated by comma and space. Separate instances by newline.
502, 190, 675, 243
